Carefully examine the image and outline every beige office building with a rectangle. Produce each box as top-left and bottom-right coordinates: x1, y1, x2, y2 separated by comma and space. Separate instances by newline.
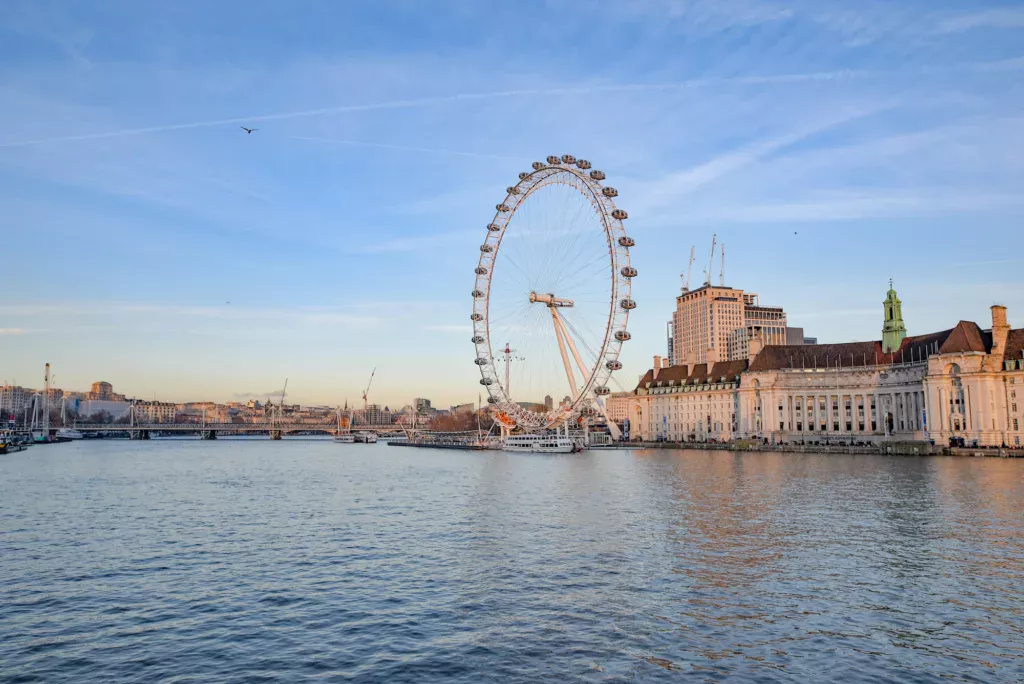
670, 286, 788, 365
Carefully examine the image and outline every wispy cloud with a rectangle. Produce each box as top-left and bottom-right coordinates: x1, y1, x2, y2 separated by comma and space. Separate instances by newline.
349, 230, 478, 254
0, 328, 42, 335
4, 60, 1021, 149
425, 324, 472, 333
291, 136, 519, 161
935, 7, 1024, 34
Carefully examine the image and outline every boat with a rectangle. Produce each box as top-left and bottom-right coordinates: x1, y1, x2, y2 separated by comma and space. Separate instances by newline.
56, 427, 84, 440
355, 432, 378, 444
333, 433, 355, 443
0, 431, 28, 454
502, 433, 576, 453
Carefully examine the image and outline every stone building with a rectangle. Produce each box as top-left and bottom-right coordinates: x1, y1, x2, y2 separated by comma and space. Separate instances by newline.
631, 285, 1024, 447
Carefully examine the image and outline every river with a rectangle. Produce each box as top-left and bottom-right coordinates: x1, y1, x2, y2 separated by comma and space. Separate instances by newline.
1, 440, 1022, 682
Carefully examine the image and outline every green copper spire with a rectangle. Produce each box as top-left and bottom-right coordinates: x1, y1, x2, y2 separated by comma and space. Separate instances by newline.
882, 278, 907, 353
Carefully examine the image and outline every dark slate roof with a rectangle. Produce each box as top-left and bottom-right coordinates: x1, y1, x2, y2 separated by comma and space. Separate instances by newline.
633, 360, 748, 392
747, 320, 1000, 371
1003, 329, 1024, 363
938, 320, 989, 354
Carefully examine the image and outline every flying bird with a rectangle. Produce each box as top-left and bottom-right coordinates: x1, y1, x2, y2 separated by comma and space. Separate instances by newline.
240, 126, 258, 134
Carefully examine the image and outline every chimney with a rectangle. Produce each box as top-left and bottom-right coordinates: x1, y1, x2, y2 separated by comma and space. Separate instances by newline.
991, 305, 1010, 359
653, 355, 662, 380
748, 326, 765, 362
662, 358, 670, 369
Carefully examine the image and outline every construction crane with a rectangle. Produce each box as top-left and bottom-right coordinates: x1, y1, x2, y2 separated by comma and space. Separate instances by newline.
704, 234, 717, 286
361, 367, 376, 412
681, 246, 695, 292
719, 243, 726, 286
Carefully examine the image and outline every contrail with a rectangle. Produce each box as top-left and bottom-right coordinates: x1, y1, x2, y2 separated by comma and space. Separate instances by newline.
0, 60, 1014, 149
290, 136, 521, 160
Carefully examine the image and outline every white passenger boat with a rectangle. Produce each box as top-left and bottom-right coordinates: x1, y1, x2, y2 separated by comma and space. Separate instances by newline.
355, 432, 378, 444
333, 433, 355, 443
502, 433, 576, 453
56, 427, 84, 440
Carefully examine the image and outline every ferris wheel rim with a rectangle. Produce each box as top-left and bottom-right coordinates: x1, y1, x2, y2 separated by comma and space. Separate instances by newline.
470, 155, 634, 431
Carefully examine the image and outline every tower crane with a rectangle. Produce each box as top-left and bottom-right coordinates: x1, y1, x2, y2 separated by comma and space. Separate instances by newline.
681, 246, 696, 292
719, 243, 725, 286
362, 367, 376, 412
704, 234, 717, 286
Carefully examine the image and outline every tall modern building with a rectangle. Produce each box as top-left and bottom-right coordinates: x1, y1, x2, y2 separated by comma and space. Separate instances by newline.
670, 285, 789, 365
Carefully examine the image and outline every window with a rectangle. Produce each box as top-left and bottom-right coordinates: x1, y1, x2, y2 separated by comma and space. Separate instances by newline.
872, 421, 877, 431
780, 421, 785, 431
1015, 418, 1019, 431
847, 422, 852, 431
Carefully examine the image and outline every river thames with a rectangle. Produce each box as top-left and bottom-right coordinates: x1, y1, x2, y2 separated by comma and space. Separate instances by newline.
1, 440, 1022, 682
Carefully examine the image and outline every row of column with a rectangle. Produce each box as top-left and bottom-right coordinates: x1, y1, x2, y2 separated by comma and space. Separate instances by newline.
751, 389, 927, 437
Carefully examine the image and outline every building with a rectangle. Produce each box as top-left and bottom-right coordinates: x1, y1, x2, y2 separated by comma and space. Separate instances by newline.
670, 285, 789, 365
414, 398, 432, 412
0, 385, 29, 418
604, 391, 632, 429
133, 400, 177, 423
87, 381, 125, 401
544, 395, 554, 410
451, 402, 475, 415
632, 284, 1024, 448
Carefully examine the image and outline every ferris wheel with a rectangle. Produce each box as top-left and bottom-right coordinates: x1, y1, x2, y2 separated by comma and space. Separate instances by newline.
471, 154, 635, 435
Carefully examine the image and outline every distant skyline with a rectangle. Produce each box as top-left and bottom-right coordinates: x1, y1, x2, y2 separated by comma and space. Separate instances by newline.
2, 0, 1022, 407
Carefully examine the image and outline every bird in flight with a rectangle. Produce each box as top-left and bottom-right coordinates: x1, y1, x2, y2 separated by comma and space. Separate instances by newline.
240, 126, 258, 134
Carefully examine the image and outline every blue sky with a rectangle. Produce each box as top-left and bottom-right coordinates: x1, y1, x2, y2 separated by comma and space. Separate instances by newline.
1, 0, 1022, 407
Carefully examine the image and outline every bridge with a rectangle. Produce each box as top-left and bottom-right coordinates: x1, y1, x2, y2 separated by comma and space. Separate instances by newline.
71, 421, 406, 440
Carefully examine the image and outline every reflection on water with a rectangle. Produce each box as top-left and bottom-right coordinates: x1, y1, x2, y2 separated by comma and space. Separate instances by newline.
1, 441, 1022, 682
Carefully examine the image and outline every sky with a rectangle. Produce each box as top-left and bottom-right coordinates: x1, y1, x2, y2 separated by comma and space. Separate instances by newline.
1, 0, 1022, 408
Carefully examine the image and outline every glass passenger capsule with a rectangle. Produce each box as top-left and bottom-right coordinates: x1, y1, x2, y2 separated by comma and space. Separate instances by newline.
532, 161, 545, 170
487, 223, 501, 232
606, 360, 622, 371
546, 155, 561, 164
594, 387, 611, 396
471, 335, 485, 344
618, 236, 635, 247
602, 187, 618, 198
611, 209, 628, 220
576, 159, 591, 169
480, 378, 494, 386
475, 266, 488, 275
474, 357, 489, 366
590, 170, 606, 180
560, 154, 576, 164
480, 244, 493, 252
506, 186, 520, 195
620, 298, 636, 310
471, 289, 484, 298
621, 267, 637, 278
496, 204, 510, 212
615, 330, 632, 342
471, 313, 483, 321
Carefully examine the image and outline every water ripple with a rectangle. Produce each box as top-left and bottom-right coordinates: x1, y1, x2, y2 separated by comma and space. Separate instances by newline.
1, 441, 1022, 682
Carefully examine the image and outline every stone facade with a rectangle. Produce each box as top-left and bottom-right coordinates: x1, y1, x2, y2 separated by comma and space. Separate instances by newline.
632, 294, 1024, 448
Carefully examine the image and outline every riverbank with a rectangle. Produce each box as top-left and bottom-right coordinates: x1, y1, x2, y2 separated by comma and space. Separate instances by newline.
621, 440, 1024, 458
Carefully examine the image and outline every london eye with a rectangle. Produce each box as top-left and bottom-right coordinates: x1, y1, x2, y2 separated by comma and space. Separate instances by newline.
471, 155, 635, 435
